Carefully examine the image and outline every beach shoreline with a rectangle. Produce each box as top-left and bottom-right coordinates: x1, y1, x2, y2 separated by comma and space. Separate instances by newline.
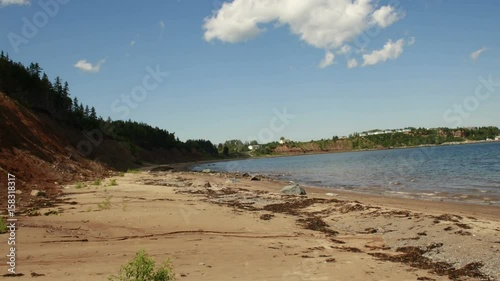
2, 169, 498, 280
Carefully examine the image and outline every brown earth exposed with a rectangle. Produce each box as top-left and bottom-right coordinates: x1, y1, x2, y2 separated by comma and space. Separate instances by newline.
0, 92, 210, 210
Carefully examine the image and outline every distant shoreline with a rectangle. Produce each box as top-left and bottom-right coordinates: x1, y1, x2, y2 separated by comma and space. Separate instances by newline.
182, 140, 500, 207
183, 139, 500, 169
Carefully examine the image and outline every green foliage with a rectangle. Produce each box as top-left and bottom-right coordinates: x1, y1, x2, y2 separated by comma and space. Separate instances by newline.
44, 210, 59, 216
0, 217, 7, 234
98, 196, 112, 210
350, 127, 500, 149
93, 179, 102, 186
251, 127, 500, 155
26, 208, 41, 216
220, 139, 248, 154
75, 182, 85, 189
118, 172, 125, 177
108, 250, 175, 281
184, 139, 218, 156
127, 169, 140, 174
109, 179, 118, 186
0, 52, 218, 157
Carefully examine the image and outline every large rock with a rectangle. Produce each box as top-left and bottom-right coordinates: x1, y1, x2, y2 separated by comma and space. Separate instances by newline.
30, 190, 46, 197
281, 184, 306, 195
250, 176, 261, 181
202, 169, 211, 173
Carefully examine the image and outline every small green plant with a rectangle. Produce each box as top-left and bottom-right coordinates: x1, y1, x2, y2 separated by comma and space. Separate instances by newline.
26, 208, 41, 216
75, 182, 84, 189
93, 179, 102, 186
44, 210, 59, 216
108, 250, 175, 281
98, 196, 112, 210
109, 179, 118, 186
126, 169, 140, 174
118, 172, 125, 177
0, 217, 7, 234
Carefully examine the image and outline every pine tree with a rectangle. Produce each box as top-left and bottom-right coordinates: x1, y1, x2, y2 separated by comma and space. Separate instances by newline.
72, 97, 79, 112
28, 62, 42, 78
54, 76, 63, 96
90, 106, 97, 120
63, 81, 70, 97
84, 105, 90, 118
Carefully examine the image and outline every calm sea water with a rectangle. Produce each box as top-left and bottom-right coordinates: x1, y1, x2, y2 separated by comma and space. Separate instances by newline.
193, 142, 500, 205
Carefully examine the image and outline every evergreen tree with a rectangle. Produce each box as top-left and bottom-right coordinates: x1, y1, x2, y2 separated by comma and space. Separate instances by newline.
84, 105, 90, 118
90, 106, 97, 120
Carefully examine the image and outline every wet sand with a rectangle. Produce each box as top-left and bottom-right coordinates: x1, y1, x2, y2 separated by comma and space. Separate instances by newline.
1, 170, 499, 280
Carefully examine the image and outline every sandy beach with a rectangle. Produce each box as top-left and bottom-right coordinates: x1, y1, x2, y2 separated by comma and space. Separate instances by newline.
2, 169, 499, 281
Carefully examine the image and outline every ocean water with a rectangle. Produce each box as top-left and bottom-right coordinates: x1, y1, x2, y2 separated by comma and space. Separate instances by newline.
193, 142, 500, 205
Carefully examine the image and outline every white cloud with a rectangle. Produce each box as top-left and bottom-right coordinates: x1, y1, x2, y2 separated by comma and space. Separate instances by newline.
0, 0, 29, 7
337, 45, 351, 55
347, 58, 359, 69
372, 5, 404, 28
159, 20, 165, 38
74, 59, 106, 73
319, 51, 335, 68
204, 0, 404, 50
408, 36, 416, 46
470, 47, 487, 61
362, 38, 405, 66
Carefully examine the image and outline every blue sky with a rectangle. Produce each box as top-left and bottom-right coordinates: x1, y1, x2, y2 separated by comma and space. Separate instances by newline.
1, 0, 499, 144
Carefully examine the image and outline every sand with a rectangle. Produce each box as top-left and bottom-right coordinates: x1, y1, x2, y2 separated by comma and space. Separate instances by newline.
1, 169, 499, 281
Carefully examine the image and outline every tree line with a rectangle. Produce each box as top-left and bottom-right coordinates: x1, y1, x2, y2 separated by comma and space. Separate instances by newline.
0, 51, 218, 156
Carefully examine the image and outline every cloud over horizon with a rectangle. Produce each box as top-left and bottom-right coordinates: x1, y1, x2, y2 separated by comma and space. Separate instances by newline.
0, 0, 29, 7
74, 59, 106, 73
203, 0, 406, 69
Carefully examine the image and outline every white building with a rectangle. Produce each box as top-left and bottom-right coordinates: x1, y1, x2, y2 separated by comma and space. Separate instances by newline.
495, 136, 500, 141
248, 145, 260, 150
279, 139, 291, 144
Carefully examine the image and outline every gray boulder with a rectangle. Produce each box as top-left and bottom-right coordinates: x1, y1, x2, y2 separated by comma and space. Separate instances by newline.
202, 169, 211, 173
281, 184, 306, 195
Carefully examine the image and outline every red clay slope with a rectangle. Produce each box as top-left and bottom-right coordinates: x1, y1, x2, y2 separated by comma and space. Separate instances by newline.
0, 92, 109, 209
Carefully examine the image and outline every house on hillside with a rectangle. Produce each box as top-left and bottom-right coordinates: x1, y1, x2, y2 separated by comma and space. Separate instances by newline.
495, 136, 500, 141
279, 138, 291, 144
248, 145, 260, 150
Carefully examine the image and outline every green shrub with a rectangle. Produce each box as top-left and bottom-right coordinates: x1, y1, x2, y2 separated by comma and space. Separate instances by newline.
0, 217, 7, 234
109, 179, 118, 186
44, 210, 59, 216
93, 179, 102, 186
75, 182, 84, 189
26, 208, 41, 216
108, 250, 175, 281
98, 196, 112, 210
